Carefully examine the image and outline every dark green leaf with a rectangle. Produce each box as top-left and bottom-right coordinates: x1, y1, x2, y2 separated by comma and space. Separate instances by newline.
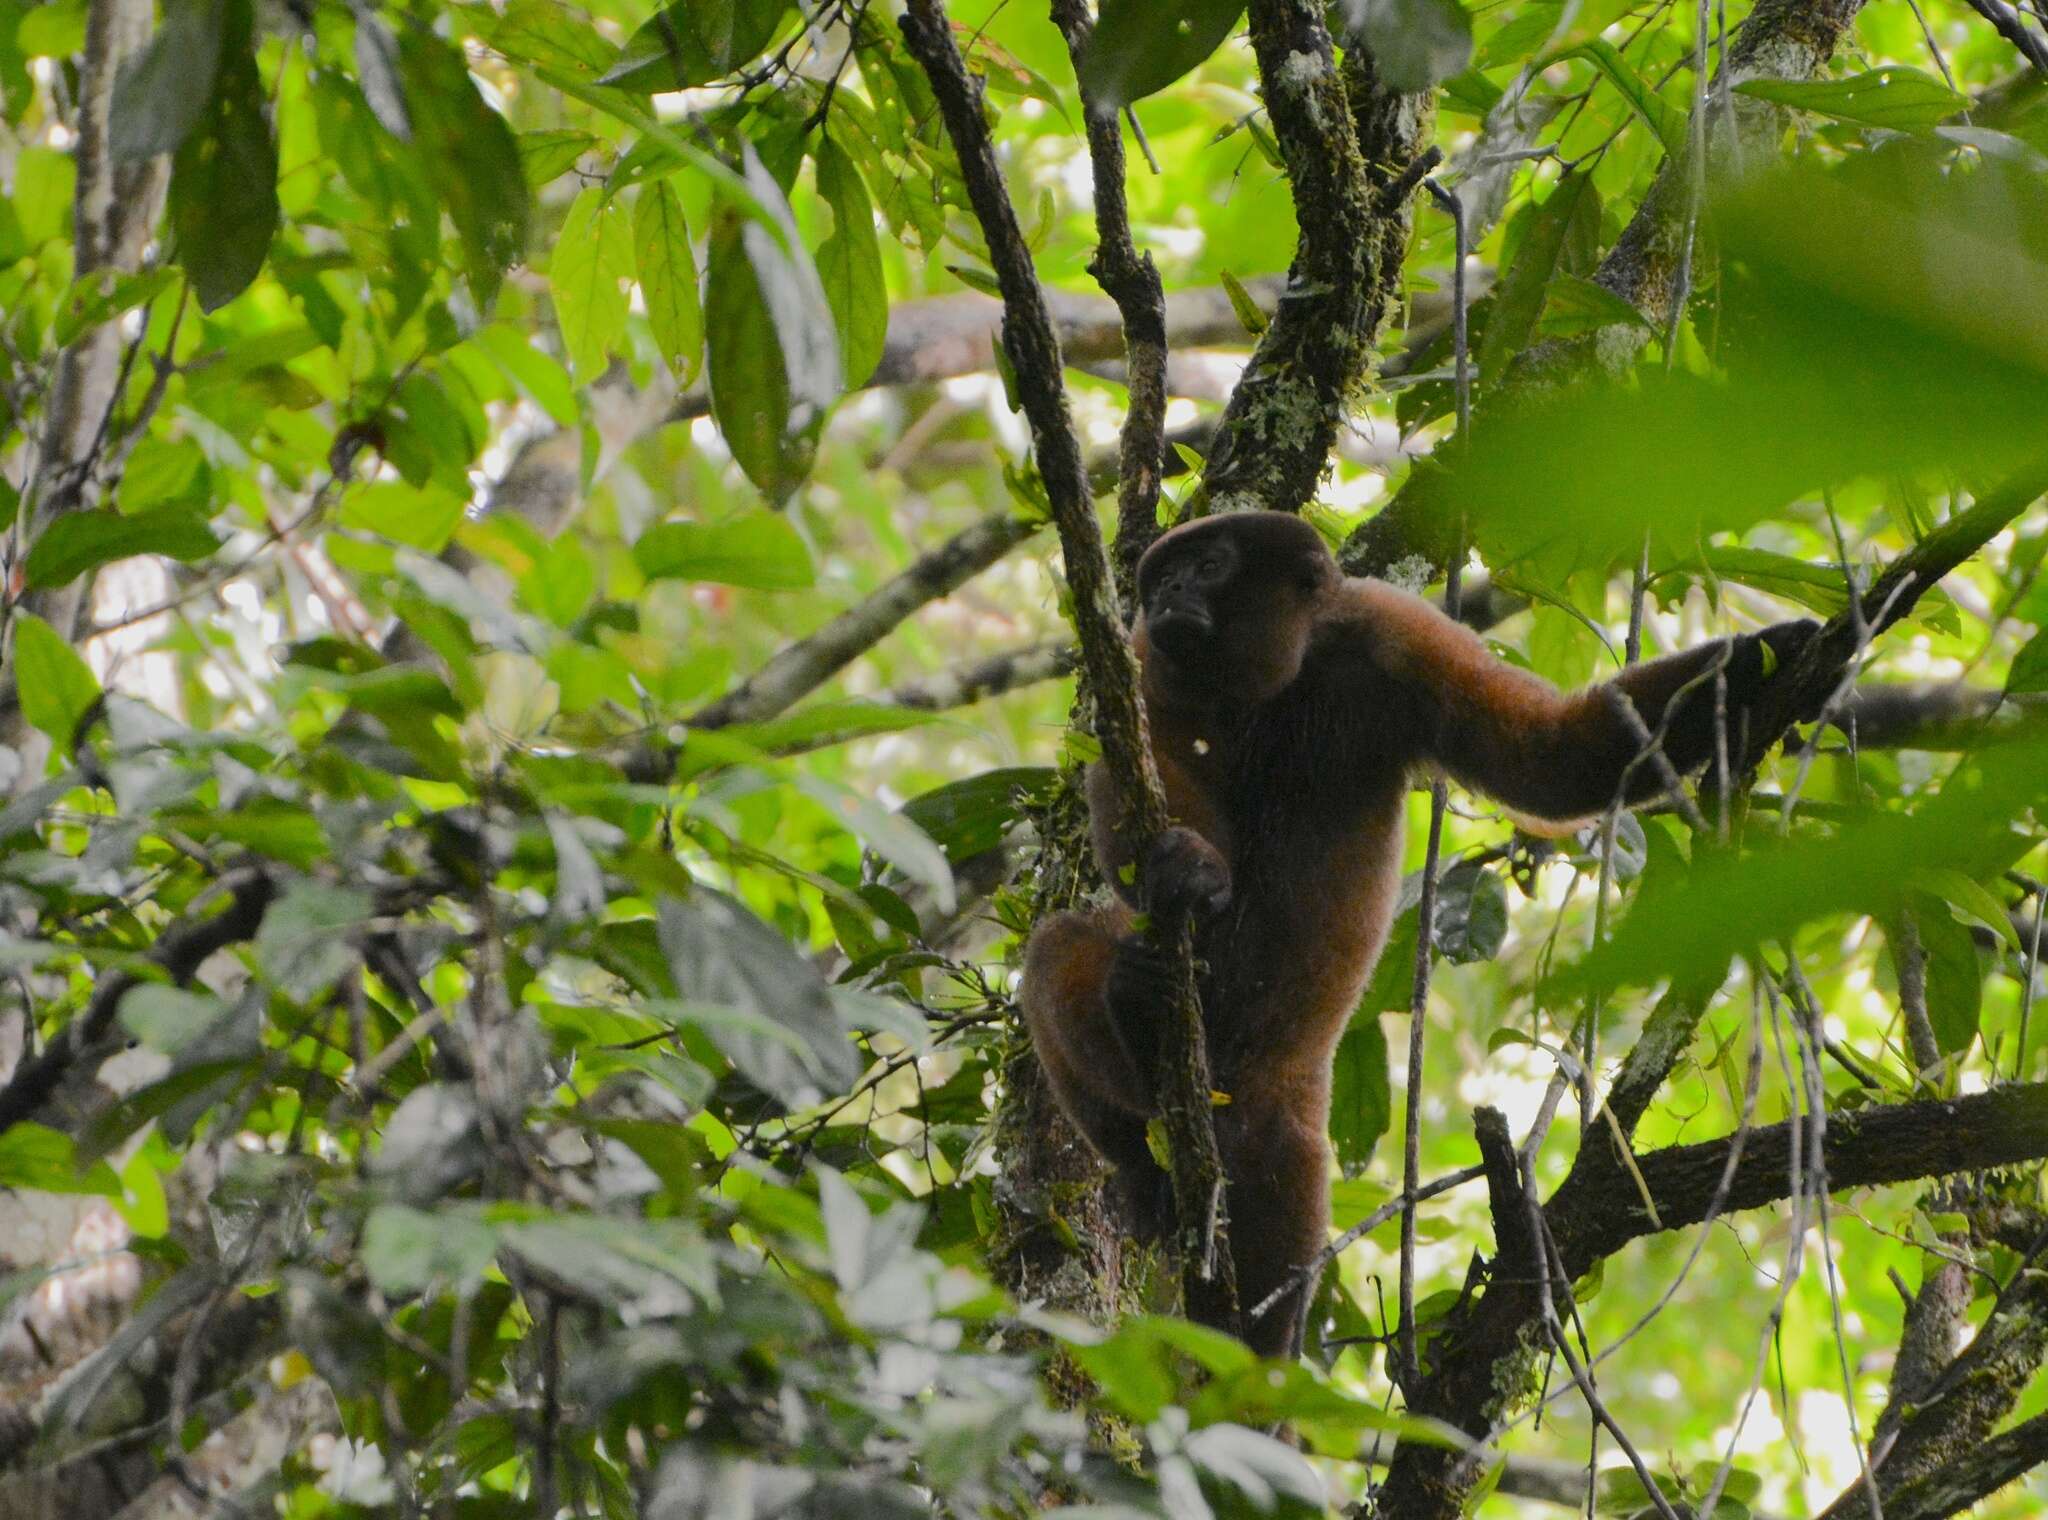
1081, 0, 1245, 109
256, 881, 371, 1001
24, 505, 218, 588
1434, 859, 1508, 963
704, 150, 840, 504
398, 28, 531, 306
634, 179, 703, 384
1737, 68, 1966, 133
1536, 272, 1654, 338
362, 1203, 498, 1294
813, 134, 884, 387
1910, 894, 1984, 1058
898, 767, 1056, 863
2008, 627, 2048, 696
11, 612, 101, 745
1565, 38, 1687, 156
110, 0, 223, 161
1480, 169, 1598, 380
1329, 1015, 1390, 1175
633, 514, 815, 589
598, 0, 790, 91
168, 0, 277, 312
657, 892, 860, 1105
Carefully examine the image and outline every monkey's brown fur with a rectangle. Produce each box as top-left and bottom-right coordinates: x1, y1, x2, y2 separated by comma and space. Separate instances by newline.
1020, 513, 1814, 1356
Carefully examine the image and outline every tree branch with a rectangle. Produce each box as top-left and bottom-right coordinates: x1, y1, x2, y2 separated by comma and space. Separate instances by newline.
0, 866, 275, 1134
1051, 2, 1169, 611
1199, 7, 1429, 516
680, 511, 1043, 735
898, 0, 1237, 1334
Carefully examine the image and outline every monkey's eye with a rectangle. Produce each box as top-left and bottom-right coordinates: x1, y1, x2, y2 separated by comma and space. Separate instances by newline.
1196, 555, 1224, 579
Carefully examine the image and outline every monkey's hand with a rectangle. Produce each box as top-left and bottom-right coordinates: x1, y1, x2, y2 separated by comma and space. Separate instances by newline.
1143, 826, 1232, 921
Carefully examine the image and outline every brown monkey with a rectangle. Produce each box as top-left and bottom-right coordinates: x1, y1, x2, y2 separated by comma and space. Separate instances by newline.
1019, 512, 1816, 1357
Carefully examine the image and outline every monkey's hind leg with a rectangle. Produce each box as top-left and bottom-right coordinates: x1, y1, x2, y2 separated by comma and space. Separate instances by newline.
1020, 910, 1177, 1241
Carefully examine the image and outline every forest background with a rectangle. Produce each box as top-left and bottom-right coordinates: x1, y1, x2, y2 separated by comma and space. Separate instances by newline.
2, 0, 2048, 1517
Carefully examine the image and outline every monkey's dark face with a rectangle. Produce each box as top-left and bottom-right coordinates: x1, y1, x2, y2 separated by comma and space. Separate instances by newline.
1135, 515, 1336, 705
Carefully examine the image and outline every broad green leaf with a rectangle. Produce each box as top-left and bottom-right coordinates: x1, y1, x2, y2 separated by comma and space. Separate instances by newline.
551, 185, 633, 379
633, 514, 815, 589
1433, 859, 1507, 963
634, 179, 703, 383
813, 134, 885, 388
398, 28, 530, 306
598, 0, 790, 91
118, 985, 228, 1054
704, 150, 840, 504
519, 127, 597, 187
1329, 1015, 1390, 1175
1536, 272, 1655, 338
2008, 627, 2048, 695
110, 0, 223, 161
898, 767, 1057, 864
1914, 867, 2023, 950
1737, 68, 1966, 132
168, 0, 277, 312
12, 612, 101, 746
473, 323, 578, 426
1480, 169, 1598, 380
0, 1122, 121, 1196
1080, 0, 1245, 109
480, 0, 613, 74
257, 881, 371, 1001
1348, 0, 1474, 94
656, 892, 860, 1104
1564, 38, 1687, 157
1910, 895, 1985, 1058
790, 773, 954, 912
362, 1203, 498, 1294
24, 505, 218, 588
16, 0, 85, 58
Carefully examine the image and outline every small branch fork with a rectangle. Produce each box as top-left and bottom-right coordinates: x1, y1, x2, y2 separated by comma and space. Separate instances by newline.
898, 0, 1239, 1331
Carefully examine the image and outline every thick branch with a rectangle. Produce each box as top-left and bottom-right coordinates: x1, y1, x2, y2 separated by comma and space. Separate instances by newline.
1051, 3, 1169, 610
1199, 6, 1418, 515
899, 0, 1236, 1332
1876, 1413, 2048, 1520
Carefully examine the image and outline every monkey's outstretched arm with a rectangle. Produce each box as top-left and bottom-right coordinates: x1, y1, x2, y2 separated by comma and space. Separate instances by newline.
1353, 582, 1817, 821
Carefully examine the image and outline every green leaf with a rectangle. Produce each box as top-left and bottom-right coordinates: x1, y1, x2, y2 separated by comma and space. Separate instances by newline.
362, 1203, 498, 1294
118, 985, 228, 1054
480, 0, 613, 74
2008, 627, 2048, 696
634, 179, 703, 384
340, 481, 465, 552
1434, 859, 1507, 963
16, 0, 85, 58
657, 892, 860, 1105
398, 27, 531, 307
633, 513, 815, 589
704, 150, 840, 504
1480, 169, 1598, 380
110, 0, 223, 162
1081, 0, 1245, 108
1329, 1015, 1391, 1175
1910, 895, 1985, 1057
1220, 269, 1269, 336
898, 767, 1057, 863
1536, 272, 1654, 338
168, 0, 277, 312
0, 1122, 121, 1196
11, 612, 101, 746
1914, 867, 2022, 951
256, 881, 371, 1001
1737, 68, 1966, 133
24, 505, 219, 588
551, 185, 633, 379
1348, 0, 1474, 94
790, 773, 954, 912
813, 133, 885, 388
598, 0, 790, 91
1564, 38, 1687, 157
518, 127, 596, 187
473, 323, 578, 427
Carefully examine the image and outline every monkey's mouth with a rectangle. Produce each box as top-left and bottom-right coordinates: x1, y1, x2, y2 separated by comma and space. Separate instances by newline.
1148, 606, 1214, 658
